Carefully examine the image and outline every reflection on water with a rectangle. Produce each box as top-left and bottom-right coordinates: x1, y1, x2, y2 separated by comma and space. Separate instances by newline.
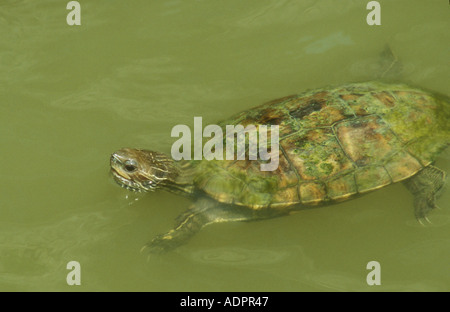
304, 31, 354, 54
187, 246, 292, 266
0, 208, 125, 291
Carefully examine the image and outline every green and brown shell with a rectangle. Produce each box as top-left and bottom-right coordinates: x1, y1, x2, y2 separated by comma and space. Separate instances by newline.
191, 82, 449, 210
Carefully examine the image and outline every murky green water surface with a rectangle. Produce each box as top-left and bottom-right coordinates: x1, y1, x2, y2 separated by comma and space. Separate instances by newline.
0, 0, 449, 291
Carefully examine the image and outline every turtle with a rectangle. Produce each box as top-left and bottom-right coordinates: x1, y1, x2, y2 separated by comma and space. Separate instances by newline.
110, 81, 449, 253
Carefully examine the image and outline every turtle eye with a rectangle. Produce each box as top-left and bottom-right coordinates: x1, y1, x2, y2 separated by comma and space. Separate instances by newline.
124, 160, 137, 172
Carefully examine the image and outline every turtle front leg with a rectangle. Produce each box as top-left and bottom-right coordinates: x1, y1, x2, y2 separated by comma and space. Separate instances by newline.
143, 197, 259, 254
144, 211, 207, 254
403, 165, 446, 221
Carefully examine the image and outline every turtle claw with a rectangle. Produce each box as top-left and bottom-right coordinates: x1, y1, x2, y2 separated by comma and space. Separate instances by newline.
139, 244, 156, 261
141, 232, 181, 255
417, 216, 432, 226
140, 245, 149, 254
140, 243, 168, 257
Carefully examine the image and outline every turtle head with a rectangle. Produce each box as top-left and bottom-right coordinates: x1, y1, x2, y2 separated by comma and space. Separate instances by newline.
110, 148, 178, 192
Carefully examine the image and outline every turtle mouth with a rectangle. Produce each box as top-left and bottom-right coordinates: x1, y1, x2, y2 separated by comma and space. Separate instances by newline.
110, 168, 158, 193
110, 168, 143, 192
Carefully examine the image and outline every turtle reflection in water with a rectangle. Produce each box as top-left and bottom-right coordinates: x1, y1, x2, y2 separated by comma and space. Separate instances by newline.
110, 82, 449, 253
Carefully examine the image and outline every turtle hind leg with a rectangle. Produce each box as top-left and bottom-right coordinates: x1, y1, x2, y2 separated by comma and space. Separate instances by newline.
378, 45, 403, 80
403, 165, 447, 221
143, 197, 258, 254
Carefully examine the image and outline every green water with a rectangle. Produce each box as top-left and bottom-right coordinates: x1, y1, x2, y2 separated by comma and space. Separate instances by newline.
0, 0, 449, 292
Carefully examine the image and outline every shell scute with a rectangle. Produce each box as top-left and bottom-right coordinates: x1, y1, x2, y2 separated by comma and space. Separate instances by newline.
287, 91, 354, 128
281, 128, 354, 181
384, 151, 423, 182
271, 187, 299, 208
327, 172, 358, 201
334, 115, 400, 166
298, 182, 327, 205
354, 165, 391, 193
